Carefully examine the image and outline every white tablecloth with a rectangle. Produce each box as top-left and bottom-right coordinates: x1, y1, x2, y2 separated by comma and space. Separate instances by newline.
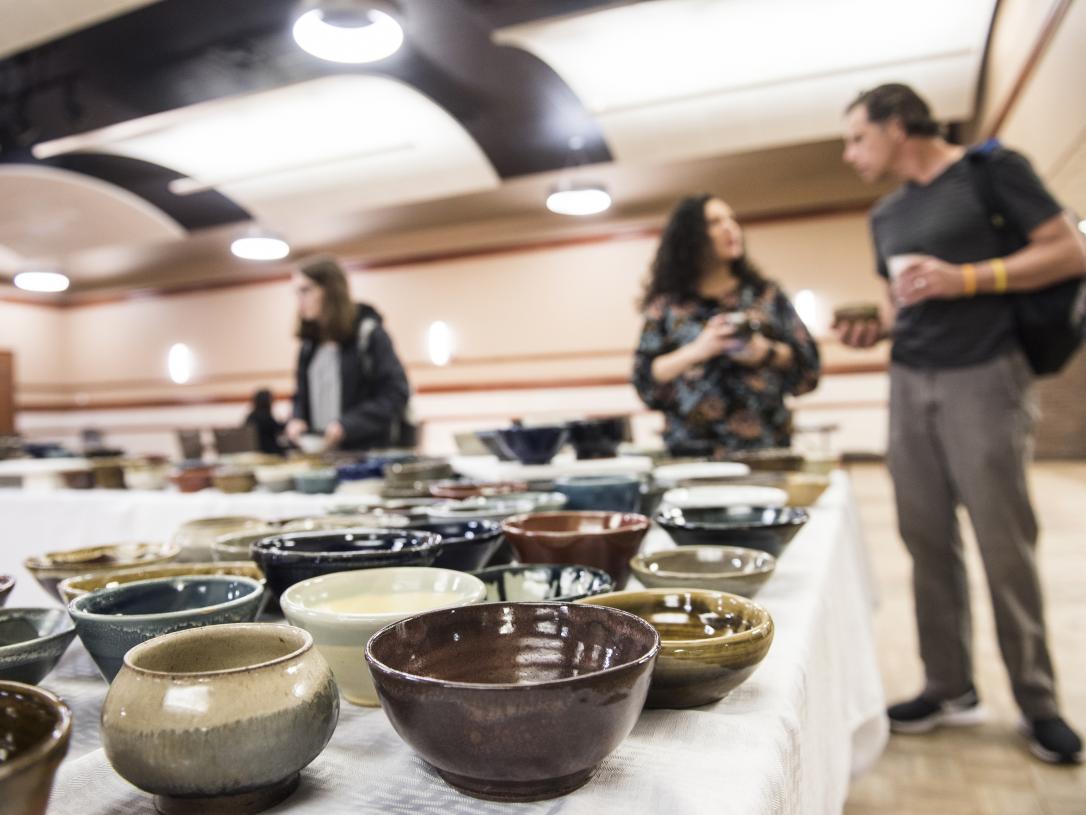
2, 474, 888, 814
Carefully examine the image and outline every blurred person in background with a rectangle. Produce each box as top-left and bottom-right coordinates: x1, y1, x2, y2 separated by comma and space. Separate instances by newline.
632, 194, 820, 458
243, 388, 285, 455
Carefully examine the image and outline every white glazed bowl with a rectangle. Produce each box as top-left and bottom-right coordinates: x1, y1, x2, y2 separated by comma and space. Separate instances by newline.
660, 485, 789, 510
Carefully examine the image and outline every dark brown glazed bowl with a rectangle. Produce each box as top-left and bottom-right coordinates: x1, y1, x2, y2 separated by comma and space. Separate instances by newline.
428, 480, 528, 500
501, 511, 650, 590
365, 602, 659, 802
0, 681, 72, 815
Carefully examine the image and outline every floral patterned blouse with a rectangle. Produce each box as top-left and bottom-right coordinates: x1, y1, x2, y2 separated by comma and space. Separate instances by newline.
632, 280, 821, 457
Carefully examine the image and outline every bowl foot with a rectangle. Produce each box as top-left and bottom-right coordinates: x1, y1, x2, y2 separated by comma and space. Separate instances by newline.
435, 766, 595, 802
153, 773, 299, 815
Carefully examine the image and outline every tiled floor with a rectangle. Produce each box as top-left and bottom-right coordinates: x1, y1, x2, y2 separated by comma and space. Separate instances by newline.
843, 462, 1086, 815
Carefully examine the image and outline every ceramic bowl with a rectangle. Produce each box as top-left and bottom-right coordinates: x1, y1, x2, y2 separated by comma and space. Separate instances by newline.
102, 623, 338, 815
123, 463, 170, 491
0, 682, 72, 815
731, 448, 806, 472
207, 516, 410, 563
0, 609, 77, 684
294, 468, 338, 494
90, 458, 126, 489
212, 468, 256, 494
427, 480, 528, 500
630, 546, 777, 597
472, 564, 615, 602
59, 468, 94, 489
474, 430, 517, 461
495, 425, 569, 465
832, 302, 880, 324
553, 475, 642, 512
566, 417, 627, 460
0, 574, 13, 607
251, 529, 442, 600
69, 575, 266, 681
24, 542, 181, 601
502, 511, 650, 590
655, 506, 810, 557
296, 433, 328, 455
171, 516, 264, 562
405, 520, 505, 572
425, 495, 537, 524
580, 589, 774, 708
57, 562, 265, 604
384, 458, 454, 486
660, 485, 789, 510
169, 466, 213, 493
365, 602, 659, 801
726, 473, 831, 507
281, 567, 486, 706
652, 461, 751, 486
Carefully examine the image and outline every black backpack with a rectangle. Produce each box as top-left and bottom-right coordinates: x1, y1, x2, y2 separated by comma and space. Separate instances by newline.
965, 140, 1086, 376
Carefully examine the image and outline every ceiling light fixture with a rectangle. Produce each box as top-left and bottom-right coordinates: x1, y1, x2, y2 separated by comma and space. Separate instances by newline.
292, 1, 404, 64
230, 231, 291, 261
13, 267, 70, 293
546, 183, 612, 216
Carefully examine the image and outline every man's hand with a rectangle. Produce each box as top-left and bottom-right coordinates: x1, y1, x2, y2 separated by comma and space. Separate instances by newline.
892, 255, 965, 306
323, 420, 345, 449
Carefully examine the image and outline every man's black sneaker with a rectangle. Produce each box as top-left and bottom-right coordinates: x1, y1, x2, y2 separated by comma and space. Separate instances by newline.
1020, 717, 1083, 765
887, 687, 986, 734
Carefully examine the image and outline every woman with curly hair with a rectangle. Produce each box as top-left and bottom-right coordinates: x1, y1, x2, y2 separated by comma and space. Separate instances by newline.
633, 195, 821, 457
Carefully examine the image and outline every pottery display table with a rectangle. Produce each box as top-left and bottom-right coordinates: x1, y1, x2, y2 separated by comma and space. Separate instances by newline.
7, 472, 888, 814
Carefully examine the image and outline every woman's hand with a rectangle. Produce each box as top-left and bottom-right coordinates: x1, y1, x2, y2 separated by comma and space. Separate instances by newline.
323, 420, 345, 449
285, 418, 308, 443
726, 332, 773, 367
689, 313, 741, 363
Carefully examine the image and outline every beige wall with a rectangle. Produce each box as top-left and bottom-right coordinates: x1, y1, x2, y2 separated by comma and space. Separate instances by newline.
0, 299, 68, 388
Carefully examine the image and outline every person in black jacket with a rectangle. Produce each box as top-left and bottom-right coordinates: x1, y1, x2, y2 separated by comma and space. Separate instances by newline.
285, 257, 410, 451
244, 388, 286, 455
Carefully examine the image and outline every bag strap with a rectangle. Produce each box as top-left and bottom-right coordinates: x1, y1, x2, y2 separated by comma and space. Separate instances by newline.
356, 316, 378, 379
964, 139, 1028, 255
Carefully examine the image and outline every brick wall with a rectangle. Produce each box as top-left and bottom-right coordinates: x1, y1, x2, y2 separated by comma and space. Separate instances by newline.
1034, 350, 1086, 459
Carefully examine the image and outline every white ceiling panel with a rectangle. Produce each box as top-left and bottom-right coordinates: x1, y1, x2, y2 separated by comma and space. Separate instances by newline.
0, 0, 161, 59
32, 75, 502, 238
0, 164, 183, 270
496, 0, 997, 163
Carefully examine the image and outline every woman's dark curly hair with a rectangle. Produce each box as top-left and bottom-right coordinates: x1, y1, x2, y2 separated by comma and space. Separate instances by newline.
640, 194, 765, 310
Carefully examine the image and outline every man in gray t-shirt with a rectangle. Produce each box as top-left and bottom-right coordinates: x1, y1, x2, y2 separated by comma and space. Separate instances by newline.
836, 83, 1085, 765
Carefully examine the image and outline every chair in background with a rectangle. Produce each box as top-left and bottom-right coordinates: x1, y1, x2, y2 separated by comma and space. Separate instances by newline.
212, 426, 258, 456
176, 429, 204, 461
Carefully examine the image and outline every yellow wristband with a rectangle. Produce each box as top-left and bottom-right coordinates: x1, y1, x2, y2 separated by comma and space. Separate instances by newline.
991, 257, 1008, 293
961, 263, 977, 297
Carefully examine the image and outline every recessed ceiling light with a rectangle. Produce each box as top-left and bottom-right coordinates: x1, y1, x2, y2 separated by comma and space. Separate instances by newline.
231, 235, 290, 261
13, 269, 70, 293
546, 184, 612, 216
292, 2, 404, 64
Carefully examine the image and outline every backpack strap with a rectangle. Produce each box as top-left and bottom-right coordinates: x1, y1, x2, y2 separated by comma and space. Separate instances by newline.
964, 140, 1028, 254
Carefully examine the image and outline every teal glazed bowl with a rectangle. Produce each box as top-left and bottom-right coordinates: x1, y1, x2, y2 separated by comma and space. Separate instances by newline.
0, 609, 77, 684
69, 575, 266, 681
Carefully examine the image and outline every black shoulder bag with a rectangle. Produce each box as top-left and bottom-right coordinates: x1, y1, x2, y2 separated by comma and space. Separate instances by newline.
965, 143, 1086, 376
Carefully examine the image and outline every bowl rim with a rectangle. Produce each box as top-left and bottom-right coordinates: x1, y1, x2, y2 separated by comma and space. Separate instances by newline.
120, 622, 312, 678
660, 485, 789, 508
402, 518, 503, 545
364, 601, 659, 691
0, 681, 72, 780
23, 542, 181, 574
469, 563, 616, 600
502, 510, 650, 538
553, 474, 642, 487
0, 574, 14, 591
652, 461, 752, 483
68, 574, 265, 622
630, 546, 777, 579
0, 608, 76, 656
281, 566, 487, 622
57, 561, 264, 601
579, 588, 774, 648
251, 528, 441, 560
655, 505, 810, 531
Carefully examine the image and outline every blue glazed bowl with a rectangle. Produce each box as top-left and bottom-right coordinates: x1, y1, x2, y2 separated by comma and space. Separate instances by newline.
566, 418, 628, 460
0, 609, 77, 684
495, 426, 569, 466
554, 475, 642, 513
655, 506, 810, 557
251, 529, 442, 600
68, 575, 266, 682
404, 520, 505, 572
472, 564, 615, 603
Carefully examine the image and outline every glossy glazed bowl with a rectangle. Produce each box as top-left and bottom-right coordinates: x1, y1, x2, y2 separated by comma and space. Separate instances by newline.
405, 520, 505, 571
365, 602, 659, 801
168, 466, 213, 493
207, 516, 410, 563
472, 564, 615, 602
282, 567, 486, 706
294, 468, 338, 494
553, 475, 642, 513
69, 575, 266, 681
502, 511, 650, 590
171, 516, 264, 562
494, 425, 569, 465
102, 624, 338, 814
0, 682, 72, 815
566, 417, 627, 460
0, 609, 77, 684
660, 485, 789, 510
0, 574, 13, 607
384, 458, 454, 486
57, 561, 265, 604
630, 546, 777, 597
424, 495, 537, 524
474, 430, 517, 461
580, 589, 774, 708
652, 461, 751, 486
427, 480, 528, 500
655, 506, 810, 557
251, 529, 442, 600
24, 542, 180, 601
123, 463, 170, 491
212, 468, 256, 494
